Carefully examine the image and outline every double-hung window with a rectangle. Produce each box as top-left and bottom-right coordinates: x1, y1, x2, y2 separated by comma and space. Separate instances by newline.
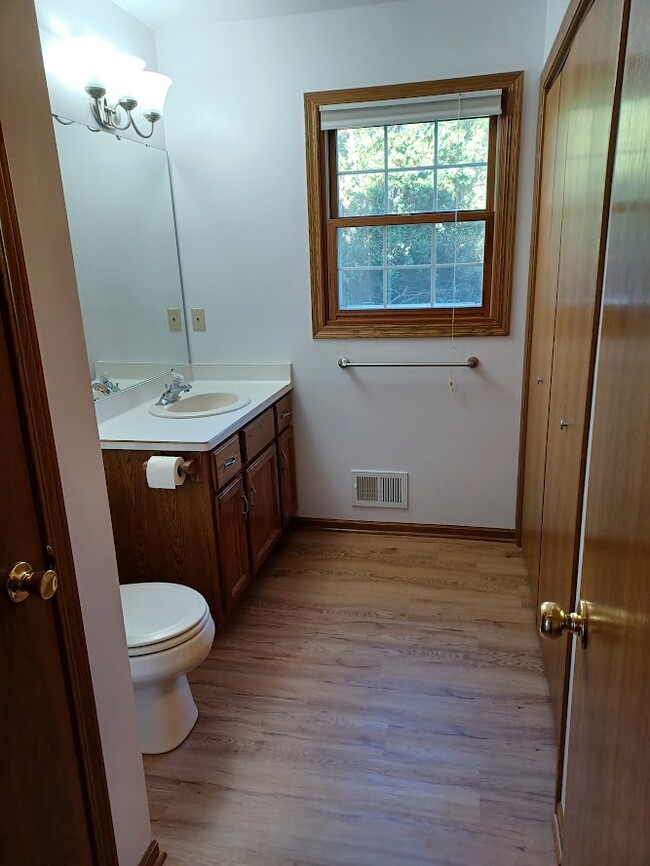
304, 73, 523, 337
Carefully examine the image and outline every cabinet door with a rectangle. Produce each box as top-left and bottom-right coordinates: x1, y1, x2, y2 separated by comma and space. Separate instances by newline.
216, 475, 250, 611
278, 426, 297, 528
245, 444, 281, 573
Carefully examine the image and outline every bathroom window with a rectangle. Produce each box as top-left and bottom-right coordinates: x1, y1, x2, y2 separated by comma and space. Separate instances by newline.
304, 72, 523, 337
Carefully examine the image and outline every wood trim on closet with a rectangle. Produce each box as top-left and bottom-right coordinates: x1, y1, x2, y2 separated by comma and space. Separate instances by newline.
137, 840, 167, 866
516, 0, 620, 542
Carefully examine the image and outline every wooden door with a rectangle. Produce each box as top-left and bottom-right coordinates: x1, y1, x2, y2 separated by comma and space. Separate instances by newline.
537, 0, 627, 734
245, 444, 281, 574
0, 257, 95, 863
521, 73, 567, 594
216, 475, 250, 611
562, 4, 650, 859
277, 426, 297, 528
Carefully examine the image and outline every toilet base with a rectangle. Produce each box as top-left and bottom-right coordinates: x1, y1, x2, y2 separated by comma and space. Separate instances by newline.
133, 674, 199, 754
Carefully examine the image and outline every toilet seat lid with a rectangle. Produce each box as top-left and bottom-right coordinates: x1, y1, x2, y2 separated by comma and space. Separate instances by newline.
120, 582, 209, 649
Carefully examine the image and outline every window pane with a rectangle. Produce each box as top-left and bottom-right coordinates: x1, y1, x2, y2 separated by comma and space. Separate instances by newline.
338, 227, 384, 268
387, 123, 434, 168
388, 170, 434, 214
437, 117, 489, 166
340, 270, 383, 308
387, 224, 432, 265
435, 265, 483, 307
436, 221, 485, 264
437, 166, 487, 211
337, 127, 385, 171
388, 268, 432, 307
339, 173, 385, 217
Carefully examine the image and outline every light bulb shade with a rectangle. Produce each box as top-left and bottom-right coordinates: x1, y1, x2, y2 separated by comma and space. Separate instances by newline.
135, 71, 173, 116
48, 35, 117, 92
104, 54, 146, 105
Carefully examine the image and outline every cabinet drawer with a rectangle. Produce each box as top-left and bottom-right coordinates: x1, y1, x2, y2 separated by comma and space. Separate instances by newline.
274, 393, 293, 434
241, 407, 275, 464
213, 434, 242, 490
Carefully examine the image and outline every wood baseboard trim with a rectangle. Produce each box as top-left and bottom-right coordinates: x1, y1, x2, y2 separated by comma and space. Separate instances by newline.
138, 841, 166, 866
552, 802, 564, 865
294, 517, 515, 543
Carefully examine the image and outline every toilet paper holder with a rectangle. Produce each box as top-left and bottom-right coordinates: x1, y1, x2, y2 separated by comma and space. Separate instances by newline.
142, 458, 198, 479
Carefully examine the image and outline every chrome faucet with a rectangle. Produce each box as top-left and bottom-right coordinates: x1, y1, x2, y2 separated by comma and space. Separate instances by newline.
156, 372, 192, 406
92, 371, 120, 395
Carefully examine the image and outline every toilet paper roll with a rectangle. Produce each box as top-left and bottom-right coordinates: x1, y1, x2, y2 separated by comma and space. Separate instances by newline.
145, 456, 186, 489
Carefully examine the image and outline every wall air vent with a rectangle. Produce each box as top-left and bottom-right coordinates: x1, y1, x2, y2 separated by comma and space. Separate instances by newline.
351, 471, 408, 509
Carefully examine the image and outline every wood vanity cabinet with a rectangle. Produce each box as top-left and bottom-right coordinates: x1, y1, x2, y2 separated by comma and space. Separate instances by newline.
102, 392, 296, 623
277, 425, 297, 528
245, 444, 281, 574
215, 475, 250, 612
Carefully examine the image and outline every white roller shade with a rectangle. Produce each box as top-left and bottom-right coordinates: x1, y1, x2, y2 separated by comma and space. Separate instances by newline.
320, 90, 502, 131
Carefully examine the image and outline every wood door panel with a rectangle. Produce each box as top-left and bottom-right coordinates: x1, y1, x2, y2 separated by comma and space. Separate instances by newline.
241, 407, 275, 464
216, 476, 250, 612
521, 74, 566, 598
278, 426, 298, 528
212, 434, 242, 491
537, 0, 626, 734
245, 445, 282, 573
274, 393, 293, 434
0, 304, 94, 863
563, 2, 649, 860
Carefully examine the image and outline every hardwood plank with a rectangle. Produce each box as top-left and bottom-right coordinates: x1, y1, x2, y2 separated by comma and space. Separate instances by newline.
145, 531, 556, 866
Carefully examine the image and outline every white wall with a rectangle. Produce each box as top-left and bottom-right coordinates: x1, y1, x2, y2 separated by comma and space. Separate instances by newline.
545, 0, 572, 58
0, 2, 152, 865
156, 0, 547, 529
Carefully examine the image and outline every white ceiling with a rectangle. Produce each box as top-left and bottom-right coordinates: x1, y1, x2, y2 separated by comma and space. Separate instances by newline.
112, 0, 399, 29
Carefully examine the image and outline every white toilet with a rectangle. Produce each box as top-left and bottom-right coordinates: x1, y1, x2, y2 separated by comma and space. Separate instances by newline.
119, 582, 215, 755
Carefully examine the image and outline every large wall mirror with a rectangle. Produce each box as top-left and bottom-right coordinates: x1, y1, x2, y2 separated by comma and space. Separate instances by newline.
53, 119, 189, 399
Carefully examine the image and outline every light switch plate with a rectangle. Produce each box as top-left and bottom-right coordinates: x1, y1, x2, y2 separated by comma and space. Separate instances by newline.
191, 308, 206, 331
167, 308, 183, 332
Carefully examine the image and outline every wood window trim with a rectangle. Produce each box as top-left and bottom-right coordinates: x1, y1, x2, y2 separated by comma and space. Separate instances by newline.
304, 71, 524, 338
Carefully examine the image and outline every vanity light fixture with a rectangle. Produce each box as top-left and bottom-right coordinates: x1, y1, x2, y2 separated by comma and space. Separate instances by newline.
86, 60, 173, 139
48, 35, 173, 139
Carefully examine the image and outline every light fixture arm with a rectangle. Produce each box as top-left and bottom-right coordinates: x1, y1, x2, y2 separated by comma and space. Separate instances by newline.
126, 111, 156, 140
85, 86, 159, 139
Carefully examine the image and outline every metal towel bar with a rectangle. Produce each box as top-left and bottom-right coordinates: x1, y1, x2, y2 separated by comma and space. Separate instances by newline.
338, 356, 479, 369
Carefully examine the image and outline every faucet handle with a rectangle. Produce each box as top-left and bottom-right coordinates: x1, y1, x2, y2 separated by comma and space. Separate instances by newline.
171, 371, 185, 384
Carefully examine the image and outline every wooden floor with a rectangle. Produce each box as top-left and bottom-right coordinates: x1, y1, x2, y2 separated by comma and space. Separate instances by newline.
144, 529, 557, 866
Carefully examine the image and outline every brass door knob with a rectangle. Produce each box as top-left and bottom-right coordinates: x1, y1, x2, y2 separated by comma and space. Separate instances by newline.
6, 561, 58, 604
539, 600, 588, 648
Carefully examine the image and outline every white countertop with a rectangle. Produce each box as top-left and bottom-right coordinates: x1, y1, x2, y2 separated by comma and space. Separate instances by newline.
96, 363, 292, 452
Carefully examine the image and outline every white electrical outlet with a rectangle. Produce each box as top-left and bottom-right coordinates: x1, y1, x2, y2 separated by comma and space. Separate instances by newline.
167, 308, 183, 332
191, 308, 206, 331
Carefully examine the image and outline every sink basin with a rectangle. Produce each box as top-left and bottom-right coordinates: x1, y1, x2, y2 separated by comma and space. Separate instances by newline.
149, 391, 251, 419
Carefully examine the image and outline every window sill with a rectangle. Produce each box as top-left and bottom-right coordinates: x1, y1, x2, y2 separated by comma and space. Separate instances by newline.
312, 318, 511, 339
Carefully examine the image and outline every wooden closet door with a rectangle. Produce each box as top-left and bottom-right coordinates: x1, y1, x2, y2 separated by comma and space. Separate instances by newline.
537, 0, 627, 735
562, 2, 650, 857
521, 73, 567, 596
